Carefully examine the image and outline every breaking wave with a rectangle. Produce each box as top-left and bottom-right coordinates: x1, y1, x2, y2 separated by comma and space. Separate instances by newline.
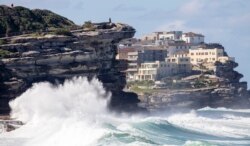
1, 77, 250, 146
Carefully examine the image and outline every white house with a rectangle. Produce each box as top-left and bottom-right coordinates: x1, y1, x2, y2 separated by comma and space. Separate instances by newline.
159, 31, 183, 41
141, 32, 163, 41
167, 42, 199, 56
182, 32, 204, 44
135, 61, 171, 81
189, 48, 224, 65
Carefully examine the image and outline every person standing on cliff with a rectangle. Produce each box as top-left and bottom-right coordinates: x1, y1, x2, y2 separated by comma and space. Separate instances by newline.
11, 4, 14, 8
109, 18, 112, 23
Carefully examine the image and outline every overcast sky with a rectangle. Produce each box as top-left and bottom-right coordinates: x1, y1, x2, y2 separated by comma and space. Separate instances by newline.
1, 0, 250, 85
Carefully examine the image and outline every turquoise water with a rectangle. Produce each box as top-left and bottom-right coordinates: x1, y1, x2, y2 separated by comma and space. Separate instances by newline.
97, 108, 250, 146
0, 78, 250, 146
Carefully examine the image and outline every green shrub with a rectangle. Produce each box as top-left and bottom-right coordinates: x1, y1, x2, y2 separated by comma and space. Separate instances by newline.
83, 21, 93, 28
0, 5, 75, 36
83, 21, 95, 30
53, 29, 72, 36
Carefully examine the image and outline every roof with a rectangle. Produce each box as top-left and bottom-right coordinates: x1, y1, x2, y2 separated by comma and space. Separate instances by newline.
183, 32, 204, 37
166, 31, 182, 34
172, 50, 189, 55
118, 48, 135, 53
142, 46, 166, 50
168, 42, 197, 46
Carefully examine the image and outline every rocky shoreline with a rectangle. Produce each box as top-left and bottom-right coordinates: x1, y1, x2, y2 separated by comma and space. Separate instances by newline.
0, 22, 145, 114
1, 6, 250, 115
138, 61, 250, 111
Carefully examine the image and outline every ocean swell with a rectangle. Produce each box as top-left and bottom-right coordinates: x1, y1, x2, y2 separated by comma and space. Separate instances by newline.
0, 77, 250, 146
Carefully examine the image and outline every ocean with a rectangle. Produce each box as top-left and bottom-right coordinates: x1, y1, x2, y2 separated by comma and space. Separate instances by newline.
0, 77, 250, 146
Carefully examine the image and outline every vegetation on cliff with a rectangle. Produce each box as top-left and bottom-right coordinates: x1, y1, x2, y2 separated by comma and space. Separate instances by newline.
0, 5, 75, 36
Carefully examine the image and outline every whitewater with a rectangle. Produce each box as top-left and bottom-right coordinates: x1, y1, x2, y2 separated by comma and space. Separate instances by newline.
0, 77, 250, 146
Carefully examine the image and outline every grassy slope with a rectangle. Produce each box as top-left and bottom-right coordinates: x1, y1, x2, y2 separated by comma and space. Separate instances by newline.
0, 5, 76, 35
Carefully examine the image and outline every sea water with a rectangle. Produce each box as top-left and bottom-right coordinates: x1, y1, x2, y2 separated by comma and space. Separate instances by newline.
0, 77, 250, 146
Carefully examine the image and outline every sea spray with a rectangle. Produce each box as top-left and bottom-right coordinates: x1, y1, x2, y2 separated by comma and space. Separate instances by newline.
10, 77, 110, 122
2, 77, 111, 146
1, 77, 250, 146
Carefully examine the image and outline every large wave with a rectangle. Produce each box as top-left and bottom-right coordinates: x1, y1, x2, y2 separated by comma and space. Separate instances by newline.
1, 77, 250, 146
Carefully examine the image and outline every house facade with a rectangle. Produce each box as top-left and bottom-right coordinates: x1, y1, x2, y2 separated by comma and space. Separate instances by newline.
189, 48, 224, 65
182, 32, 204, 44
159, 31, 183, 41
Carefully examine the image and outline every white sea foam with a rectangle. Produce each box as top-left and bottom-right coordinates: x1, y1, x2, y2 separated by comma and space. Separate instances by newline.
167, 111, 250, 138
1, 77, 110, 146
0, 77, 250, 146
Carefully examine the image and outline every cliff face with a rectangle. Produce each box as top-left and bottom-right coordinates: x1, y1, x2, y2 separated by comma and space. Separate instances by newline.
139, 61, 250, 111
0, 23, 141, 114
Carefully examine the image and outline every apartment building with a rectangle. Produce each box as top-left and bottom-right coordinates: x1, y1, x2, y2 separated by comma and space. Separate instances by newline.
166, 50, 192, 74
137, 48, 168, 64
167, 42, 199, 56
127, 51, 138, 81
116, 48, 135, 60
135, 61, 170, 81
135, 50, 192, 81
189, 48, 224, 65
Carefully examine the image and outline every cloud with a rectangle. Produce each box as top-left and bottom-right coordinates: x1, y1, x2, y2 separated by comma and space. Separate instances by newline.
179, 0, 204, 16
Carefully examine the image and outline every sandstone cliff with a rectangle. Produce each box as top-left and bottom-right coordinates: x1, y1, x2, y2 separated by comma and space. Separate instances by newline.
0, 22, 142, 114
138, 61, 250, 111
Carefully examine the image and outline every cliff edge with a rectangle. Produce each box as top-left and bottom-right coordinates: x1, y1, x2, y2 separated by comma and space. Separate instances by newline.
138, 60, 250, 111
0, 6, 141, 114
